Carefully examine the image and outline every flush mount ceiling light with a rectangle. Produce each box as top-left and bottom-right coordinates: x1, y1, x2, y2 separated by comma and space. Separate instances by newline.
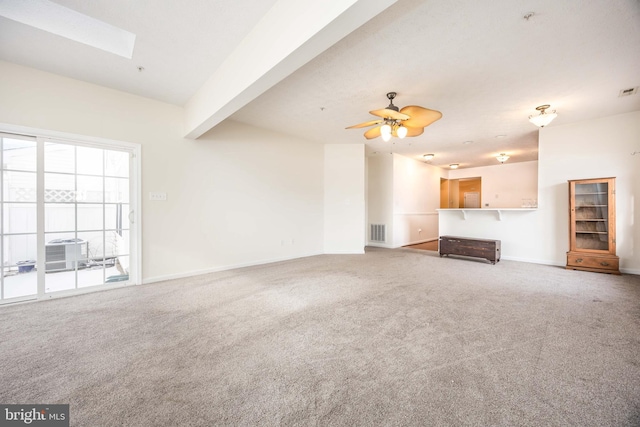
0, 0, 136, 58
496, 153, 510, 163
529, 105, 557, 127
423, 154, 435, 161
450, 164, 459, 169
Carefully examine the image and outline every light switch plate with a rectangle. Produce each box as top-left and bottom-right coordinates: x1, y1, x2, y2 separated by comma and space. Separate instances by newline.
149, 191, 167, 201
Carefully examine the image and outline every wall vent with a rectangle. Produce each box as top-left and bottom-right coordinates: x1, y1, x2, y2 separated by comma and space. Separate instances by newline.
370, 224, 386, 242
618, 87, 638, 97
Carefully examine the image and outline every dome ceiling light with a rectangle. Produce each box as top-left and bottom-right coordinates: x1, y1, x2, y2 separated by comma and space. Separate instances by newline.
529, 104, 557, 127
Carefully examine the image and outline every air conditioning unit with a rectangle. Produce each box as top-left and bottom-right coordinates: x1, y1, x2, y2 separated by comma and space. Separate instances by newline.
45, 239, 88, 272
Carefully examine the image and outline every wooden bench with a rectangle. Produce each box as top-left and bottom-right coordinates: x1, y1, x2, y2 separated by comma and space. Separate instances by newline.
439, 236, 501, 264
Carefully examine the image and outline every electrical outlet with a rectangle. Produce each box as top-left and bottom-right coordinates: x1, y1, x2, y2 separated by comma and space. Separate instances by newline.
149, 192, 167, 201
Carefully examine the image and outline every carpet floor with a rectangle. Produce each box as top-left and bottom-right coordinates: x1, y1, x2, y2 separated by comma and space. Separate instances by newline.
1, 247, 639, 426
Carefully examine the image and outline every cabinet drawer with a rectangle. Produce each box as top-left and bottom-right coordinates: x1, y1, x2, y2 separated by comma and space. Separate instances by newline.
566, 254, 619, 271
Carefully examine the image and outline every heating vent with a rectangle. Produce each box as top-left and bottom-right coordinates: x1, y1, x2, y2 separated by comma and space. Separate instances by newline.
619, 87, 638, 97
370, 224, 386, 242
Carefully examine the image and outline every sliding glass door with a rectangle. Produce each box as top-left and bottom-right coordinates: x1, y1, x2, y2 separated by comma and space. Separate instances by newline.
1, 132, 139, 304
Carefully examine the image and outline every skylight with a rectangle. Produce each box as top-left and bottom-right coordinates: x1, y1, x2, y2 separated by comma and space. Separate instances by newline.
0, 0, 136, 59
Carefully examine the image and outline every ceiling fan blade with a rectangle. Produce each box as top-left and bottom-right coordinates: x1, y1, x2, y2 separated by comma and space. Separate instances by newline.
369, 108, 410, 121
404, 126, 424, 137
345, 119, 383, 129
399, 106, 443, 128
364, 126, 382, 140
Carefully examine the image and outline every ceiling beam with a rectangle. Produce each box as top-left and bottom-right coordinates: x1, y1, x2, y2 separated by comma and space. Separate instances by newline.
184, 0, 396, 139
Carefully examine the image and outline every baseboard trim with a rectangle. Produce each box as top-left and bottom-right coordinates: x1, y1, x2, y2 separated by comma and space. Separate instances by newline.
501, 257, 638, 275
142, 251, 324, 284
367, 242, 394, 249
500, 256, 565, 267
143, 252, 639, 285
403, 237, 439, 246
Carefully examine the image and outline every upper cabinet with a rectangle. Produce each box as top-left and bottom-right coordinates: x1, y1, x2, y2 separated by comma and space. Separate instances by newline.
566, 177, 620, 274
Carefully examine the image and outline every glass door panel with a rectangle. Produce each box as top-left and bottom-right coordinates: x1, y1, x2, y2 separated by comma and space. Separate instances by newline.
3, 234, 37, 299
44, 231, 81, 293
77, 230, 103, 288
574, 182, 609, 251
44, 143, 74, 173
42, 143, 132, 294
45, 203, 75, 232
76, 146, 103, 176
1, 136, 38, 301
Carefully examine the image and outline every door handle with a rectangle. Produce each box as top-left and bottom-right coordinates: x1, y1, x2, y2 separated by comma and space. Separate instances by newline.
129, 210, 134, 224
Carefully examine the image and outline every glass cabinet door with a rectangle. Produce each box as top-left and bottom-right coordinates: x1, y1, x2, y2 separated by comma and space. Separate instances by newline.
573, 182, 609, 251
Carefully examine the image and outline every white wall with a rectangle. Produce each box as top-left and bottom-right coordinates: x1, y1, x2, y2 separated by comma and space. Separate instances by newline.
438, 208, 539, 261
324, 144, 365, 253
0, 61, 326, 282
366, 153, 444, 248
537, 110, 640, 273
439, 156, 540, 260
366, 153, 394, 247
392, 154, 444, 246
440, 111, 640, 274
449, 161, 538, 208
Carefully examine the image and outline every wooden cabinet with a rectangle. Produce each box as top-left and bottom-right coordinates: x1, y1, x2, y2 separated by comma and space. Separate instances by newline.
566, 177, 620, 274
439, 236, 501, 264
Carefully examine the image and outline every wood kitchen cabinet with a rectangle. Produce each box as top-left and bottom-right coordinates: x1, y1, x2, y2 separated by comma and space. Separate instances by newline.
566, 177, 620, 274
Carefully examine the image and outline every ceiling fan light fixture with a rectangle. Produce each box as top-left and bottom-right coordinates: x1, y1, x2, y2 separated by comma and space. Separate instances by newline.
529, 104, 557, 127
423, 153, 434, 161
450, 164, 459, 169
346, 92, 442, 141
496, 153, 510, 163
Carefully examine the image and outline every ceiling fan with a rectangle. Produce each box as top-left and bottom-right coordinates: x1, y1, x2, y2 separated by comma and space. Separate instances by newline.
346, 92, 442, 141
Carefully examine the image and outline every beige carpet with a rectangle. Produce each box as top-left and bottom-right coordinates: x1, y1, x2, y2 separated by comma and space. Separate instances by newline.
1, 247, 639, 426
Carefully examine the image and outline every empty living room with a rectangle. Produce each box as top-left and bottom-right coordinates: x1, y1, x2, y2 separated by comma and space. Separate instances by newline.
1, 0, 639, 426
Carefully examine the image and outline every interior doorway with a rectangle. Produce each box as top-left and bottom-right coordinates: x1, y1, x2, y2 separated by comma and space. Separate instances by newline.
440, 177, 482, 208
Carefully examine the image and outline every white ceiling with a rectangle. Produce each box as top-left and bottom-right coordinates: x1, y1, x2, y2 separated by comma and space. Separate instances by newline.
1, 0, 639, 169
